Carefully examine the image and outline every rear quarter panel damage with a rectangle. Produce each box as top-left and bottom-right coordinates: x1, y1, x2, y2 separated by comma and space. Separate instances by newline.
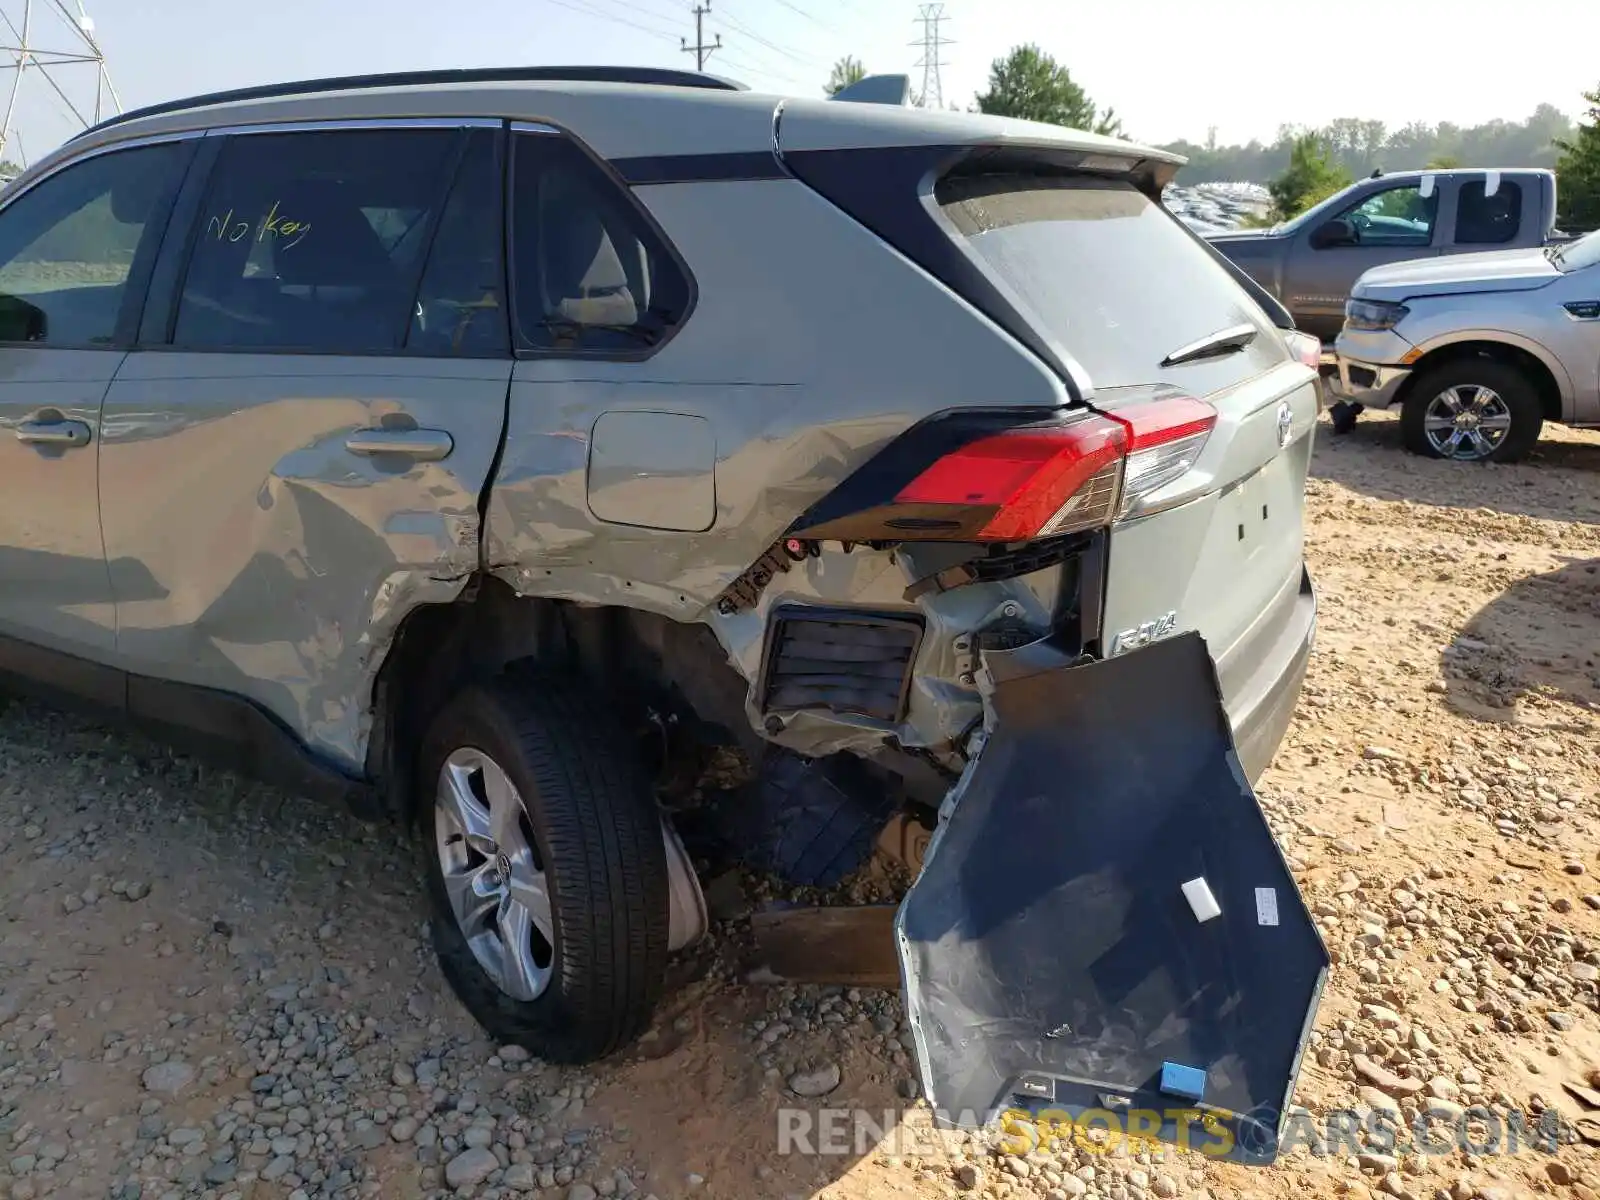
482, 176, 1071, 743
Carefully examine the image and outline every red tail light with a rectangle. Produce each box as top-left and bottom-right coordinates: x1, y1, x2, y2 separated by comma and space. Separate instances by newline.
892, 397, 1217, 541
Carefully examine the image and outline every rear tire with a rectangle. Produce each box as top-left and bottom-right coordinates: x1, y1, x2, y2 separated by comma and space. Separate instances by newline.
1400, 359, 1543, 463
417, 667, 669, 1063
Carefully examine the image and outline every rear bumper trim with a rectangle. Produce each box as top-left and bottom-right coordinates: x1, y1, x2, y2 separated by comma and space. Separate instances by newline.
896, 631, 1330, 1164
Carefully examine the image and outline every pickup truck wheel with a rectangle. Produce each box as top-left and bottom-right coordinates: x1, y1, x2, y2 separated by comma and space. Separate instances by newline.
1400, 361, 1543, 463
417, 669, 669, 1063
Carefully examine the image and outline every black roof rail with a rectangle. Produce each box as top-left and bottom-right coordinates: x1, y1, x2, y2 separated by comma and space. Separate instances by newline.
71, 65, 748, 142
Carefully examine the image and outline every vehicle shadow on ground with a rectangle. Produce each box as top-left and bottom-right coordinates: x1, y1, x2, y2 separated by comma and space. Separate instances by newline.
1312, 411, 1600, 526
1438, 556, 1600, 725
0, 697, 905, 1200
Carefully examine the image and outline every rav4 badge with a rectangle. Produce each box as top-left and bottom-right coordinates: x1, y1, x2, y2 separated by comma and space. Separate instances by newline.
1108, 611, 1178, 656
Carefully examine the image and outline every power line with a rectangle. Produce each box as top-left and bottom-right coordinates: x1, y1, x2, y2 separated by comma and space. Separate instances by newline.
715, 51, 808, 90
768, 0, 836, 33
545, 0, 678, 43
909, 3, 952, 110
580, 0, 683, 39
714, 2, 827, 70
680, 1, 721, 71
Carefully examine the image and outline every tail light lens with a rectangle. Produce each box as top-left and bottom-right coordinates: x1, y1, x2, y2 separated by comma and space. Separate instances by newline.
1117, 395, 1218, 519
1283, 329, 1323, 371
893, 396, 1217, 541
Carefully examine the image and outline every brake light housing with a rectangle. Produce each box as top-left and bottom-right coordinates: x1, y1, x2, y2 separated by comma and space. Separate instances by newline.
1283, 329, 1324, 371
893, 419, 1127, 541
788, 396, 1217, 546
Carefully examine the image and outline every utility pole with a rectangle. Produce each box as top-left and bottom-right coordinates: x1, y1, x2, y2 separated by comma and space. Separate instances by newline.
910, 4, 952, 110
681, 1, 722, 72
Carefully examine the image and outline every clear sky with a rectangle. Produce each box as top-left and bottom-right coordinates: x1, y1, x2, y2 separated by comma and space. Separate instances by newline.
0, 0, 1594, 163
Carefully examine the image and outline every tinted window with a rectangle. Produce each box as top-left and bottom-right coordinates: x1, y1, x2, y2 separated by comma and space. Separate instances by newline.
1455, 179, 1522, 246
511, 133, 690, 354
174, 128, 460, 352
406, 130, 509, 357
1335, 184, 1437, 247
938, 174, 1282, 395
0, 142, 186, 346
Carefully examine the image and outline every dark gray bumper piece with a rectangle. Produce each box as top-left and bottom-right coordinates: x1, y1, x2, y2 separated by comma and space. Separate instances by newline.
896, 632, 1328, 1165
1230, 567, 1316, 786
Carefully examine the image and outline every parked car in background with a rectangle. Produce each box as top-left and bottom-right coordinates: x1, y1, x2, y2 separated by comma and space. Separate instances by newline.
1207, 169, 1568, 344
1329, 229, 1600, 461
0, 66, 1328, 1156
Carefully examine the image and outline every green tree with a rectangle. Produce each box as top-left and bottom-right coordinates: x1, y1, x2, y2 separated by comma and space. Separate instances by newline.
1555, 83, 1600, 230
1160, 106, 1575, 187
1425, 155, 1462, 169
975, 44, 1121, 136
1268, 133, 1352, 220
824, 56, 868, 98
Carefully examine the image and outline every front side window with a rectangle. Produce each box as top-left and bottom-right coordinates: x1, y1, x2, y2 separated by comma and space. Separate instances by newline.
1335, 184, 1437, 247
173, 128, 461, 352
0, 141, 187, 346
510, 133, 690, 355
1455, 179, 1523, 246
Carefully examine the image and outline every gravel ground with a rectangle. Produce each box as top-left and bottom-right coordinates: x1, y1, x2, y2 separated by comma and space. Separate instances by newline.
6, 404, 1600, 1200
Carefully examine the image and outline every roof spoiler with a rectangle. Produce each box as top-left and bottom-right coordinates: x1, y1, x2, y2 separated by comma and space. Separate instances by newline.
830, 74, 911, 106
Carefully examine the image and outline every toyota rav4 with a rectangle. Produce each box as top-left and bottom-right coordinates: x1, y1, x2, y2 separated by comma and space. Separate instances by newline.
0, 65, 1326, 1157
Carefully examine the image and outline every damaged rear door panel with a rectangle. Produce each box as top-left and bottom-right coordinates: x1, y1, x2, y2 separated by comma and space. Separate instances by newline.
898, 633, 1327, 1164
97, 122, 512, 772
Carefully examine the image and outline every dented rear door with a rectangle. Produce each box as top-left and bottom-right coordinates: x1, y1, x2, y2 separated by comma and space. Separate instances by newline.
897, 633, 1328, 1163
97, 121, 511, 772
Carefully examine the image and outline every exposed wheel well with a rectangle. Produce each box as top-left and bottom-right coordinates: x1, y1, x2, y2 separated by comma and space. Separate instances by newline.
364, 575, 759, 820
1394, 340, 1564, 423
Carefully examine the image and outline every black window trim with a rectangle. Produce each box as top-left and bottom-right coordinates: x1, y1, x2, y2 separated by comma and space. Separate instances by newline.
0, 130, 200, 351
506, 119, 699, 364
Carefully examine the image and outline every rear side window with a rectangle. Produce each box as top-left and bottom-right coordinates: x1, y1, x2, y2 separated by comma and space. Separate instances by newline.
939, 174, 1282, 395
0, 142, 187, 346
405, 129, 509, 357
1455, 179, 1522, 246
510, 133, 690, 355
173, 128, 461, 353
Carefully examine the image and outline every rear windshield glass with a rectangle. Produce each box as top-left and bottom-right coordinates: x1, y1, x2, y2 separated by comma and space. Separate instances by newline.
939, 174, 1284, 395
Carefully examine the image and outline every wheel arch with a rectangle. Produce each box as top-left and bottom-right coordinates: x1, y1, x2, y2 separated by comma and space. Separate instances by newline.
363, 574, 758, 820
1395, 333, 1572, 423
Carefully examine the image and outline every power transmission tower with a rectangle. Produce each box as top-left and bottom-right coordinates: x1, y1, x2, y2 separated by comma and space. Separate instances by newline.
0, 0, 118, 164
681, 1, 722, 72
910, 3, 951, 110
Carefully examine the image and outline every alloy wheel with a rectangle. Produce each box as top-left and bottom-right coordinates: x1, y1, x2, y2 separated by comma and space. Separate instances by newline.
1422, 384, 1513, 460
433, 747, 555, 1001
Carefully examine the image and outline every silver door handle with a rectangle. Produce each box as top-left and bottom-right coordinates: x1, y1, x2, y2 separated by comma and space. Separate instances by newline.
344, 428, 454, 461
16, 419, 91, 448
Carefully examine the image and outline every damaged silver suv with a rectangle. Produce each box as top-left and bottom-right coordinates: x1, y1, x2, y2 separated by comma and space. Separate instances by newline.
0, 65, 1327, 1159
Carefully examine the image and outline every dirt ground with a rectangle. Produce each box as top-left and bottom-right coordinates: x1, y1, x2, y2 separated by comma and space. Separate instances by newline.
6, 403, 1600, 1200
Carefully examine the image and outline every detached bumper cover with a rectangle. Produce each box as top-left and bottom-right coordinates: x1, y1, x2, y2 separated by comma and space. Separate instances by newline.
1328, 356, 1410, 409
896, 633, 1328, 1164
